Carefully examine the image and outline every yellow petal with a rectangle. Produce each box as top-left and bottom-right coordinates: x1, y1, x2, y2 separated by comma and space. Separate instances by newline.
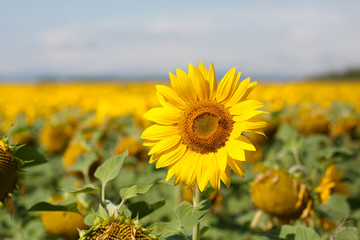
156, 85, 188, 109
233, 110, 268, 122
198, 61, 209, 79
141, 124, 178, 140
155, 144, 186, 168
209, 156, 220, 190
188, 63, 210, 100
225, 77, 250, 107
216, 68, 238, 103
226, 138, 247, 160
230, 100, 264, 116
228, 157, 245, 178
144, 107, 181, 125
238, 120, 268, 131
197, 154, 209, 192
240, 81, 257, 101
215, 146, 227, 171
148, 134, 181, 155
220, 167, 231, 188
208, 63, 218, 99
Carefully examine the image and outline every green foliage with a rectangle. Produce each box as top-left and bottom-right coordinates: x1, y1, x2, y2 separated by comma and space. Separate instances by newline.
261, 225, 320, 240
94, 151, 127, 186
175, 200, 211, 234
13, 145, 47, 167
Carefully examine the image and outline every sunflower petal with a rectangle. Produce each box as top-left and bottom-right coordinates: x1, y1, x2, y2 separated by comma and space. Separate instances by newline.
220, 167, 231, 188
225, 77, 250, 107
230, 100, 264, 116
208, 63, 218, 100
228, 157, 245, 177
189, 63, 210, 100
233, 110, 268, 122
215, 146, 227, 171
141, 124, 178, 140
240, 81, 257, 101
156, 85, 188, 109
148, 134, 181, 155
226, 138, 247, 160
144, 107, 181, 125
216, 68, 238, 103
156, 144, 186, 168
197, 154, 209, 192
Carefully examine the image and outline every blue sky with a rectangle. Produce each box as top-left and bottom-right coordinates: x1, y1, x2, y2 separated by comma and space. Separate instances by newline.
1, 1, 360, 80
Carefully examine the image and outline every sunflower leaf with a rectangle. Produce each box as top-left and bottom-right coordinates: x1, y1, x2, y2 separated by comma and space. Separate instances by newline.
119, 184, 153, 201
69, 153, 98, 176
260, 225, 320, 240
28, 201, 80, 214
13, 145, 47, 168
94, 151, 128, 186
175, 200, 210, 234
61, 184, 99, 194
127, 199, 165, 219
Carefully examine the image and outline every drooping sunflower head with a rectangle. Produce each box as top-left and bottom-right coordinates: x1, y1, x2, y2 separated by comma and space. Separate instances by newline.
141, 62, 267, 191
79, 214, 156, 240
315, 163, 349, 203
250, 169, 310, 222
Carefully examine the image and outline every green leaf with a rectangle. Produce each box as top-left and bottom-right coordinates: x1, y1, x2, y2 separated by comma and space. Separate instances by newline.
127, 199, 165, 219
119, 184, 153, 201
13, 145, 47, 168
94, 152, 127, 186
28, 201, 80, 214
175, 200, 211, 233
261, 225, 320, 240
317, 194, 350, 222
97, 204, 109, 219
148, 221, 182, 238
61, 184, 99, 194
84, 213, 95, 225
69, 153, 98, 175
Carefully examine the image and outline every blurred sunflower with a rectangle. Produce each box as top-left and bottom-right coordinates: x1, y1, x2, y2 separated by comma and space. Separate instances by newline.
114, 136, 147, 161
250, 169, 311, 226
41, 195, 88, 240
141, 62, 267, 191
40, 123, 74, 155
315, 163, 349, 203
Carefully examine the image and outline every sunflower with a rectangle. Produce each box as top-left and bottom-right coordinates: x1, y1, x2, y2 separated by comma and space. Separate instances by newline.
141, 62, 267, 191
315, 163, 349, 203
250, 169, 311, 225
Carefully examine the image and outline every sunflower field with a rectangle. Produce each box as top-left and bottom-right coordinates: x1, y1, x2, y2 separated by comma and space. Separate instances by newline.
0, 68, 360, 239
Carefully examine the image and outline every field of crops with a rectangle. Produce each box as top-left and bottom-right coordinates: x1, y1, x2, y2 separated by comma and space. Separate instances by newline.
0, 79, 359, 240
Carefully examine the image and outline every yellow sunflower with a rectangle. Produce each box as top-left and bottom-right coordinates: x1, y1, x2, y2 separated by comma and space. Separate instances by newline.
141, 62, 267, 191
315, 163, 349, 203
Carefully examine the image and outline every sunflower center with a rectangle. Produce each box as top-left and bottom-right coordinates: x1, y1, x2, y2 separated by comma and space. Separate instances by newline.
179, 100, 233, 154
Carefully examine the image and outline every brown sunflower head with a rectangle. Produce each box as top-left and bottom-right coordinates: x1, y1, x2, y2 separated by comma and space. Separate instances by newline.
80, 215, 156, 240
0, 140, 17, 201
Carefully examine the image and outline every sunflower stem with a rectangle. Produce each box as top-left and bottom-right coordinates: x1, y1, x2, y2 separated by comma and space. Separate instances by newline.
192, 184, 201, 240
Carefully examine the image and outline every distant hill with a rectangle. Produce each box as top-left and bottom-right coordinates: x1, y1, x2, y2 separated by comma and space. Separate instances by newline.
313, 67, 360, 81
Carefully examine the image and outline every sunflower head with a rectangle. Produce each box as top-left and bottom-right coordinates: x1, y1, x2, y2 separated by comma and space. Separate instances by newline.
114, 136, 146, 161
141, 62, 267, 191
79, 214, 156, 240
0, 140, 17, 202
315, 163, 349, 203
250, 169, 310, 221
41, 196, 89, 240
63, 141, 90, 169
40, 123, 74, 155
